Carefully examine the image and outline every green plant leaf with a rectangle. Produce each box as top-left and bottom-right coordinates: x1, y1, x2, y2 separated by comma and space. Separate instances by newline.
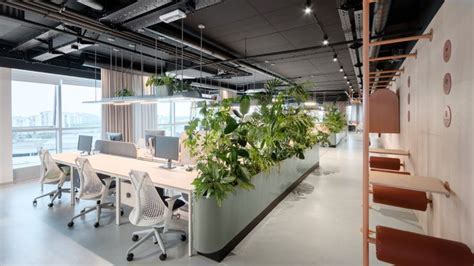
224, 116, 238, 134
237, 149, 249, 158
240, 95, 251, 115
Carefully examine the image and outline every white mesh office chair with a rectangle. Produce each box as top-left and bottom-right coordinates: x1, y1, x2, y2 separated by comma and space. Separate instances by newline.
126, 170, 187, 262
33, 149, 71, 207
67, 157, 119, 228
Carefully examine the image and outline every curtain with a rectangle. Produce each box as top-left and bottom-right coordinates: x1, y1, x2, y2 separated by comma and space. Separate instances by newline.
101, 69, 157, 143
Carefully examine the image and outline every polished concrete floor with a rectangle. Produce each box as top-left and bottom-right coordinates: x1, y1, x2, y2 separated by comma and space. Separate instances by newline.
0, 134, 422, 265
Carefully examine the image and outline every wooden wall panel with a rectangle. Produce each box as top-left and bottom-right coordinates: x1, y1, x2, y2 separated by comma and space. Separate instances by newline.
369, 89, 400, 133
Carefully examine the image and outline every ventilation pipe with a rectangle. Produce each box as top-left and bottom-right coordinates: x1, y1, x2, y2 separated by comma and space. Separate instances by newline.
369, 0, 391, 58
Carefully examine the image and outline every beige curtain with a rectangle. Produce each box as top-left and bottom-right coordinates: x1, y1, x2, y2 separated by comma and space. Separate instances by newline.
101, 69, 157, 143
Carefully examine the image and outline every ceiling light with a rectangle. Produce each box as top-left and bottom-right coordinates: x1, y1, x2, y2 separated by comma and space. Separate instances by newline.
271, 63, 275, 66
265, 60, 270, 63
304, 0, 312, 14
159, 9, 187, 23
344, 75, 347, 79
346, 81, 350, 84
107, 37, 115, 42
322, 34, 329, 46
339, 66, 343, 72
198, 24, 205, 30
333, 54, 338, 62
128, 44, 135, 48
137, 28, 145, 33
113, 48, 119, 52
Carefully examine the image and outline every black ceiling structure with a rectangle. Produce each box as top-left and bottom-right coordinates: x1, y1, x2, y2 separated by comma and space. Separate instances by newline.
0, 0, 444, 102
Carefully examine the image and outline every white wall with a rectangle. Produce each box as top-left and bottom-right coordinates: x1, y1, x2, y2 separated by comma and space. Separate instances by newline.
381, 0, 474, 248
0, 68, 13, 184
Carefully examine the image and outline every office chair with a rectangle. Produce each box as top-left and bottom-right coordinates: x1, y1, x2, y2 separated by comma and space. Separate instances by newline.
33, 149, 71, 207
126, 170, 187, 262
67, 157, 119, 228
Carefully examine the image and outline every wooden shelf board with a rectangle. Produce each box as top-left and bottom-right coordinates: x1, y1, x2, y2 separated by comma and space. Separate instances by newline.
369, 170, 450, 196
369, 148, 410, 156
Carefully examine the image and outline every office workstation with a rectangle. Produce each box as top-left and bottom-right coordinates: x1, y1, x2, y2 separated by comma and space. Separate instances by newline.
0, 1, 473, 265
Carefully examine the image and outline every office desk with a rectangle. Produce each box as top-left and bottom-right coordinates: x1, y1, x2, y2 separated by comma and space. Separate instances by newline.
52, 152, 197, 256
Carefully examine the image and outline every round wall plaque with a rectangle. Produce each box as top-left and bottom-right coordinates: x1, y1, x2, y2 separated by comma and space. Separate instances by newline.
443, 40, 452, 63
443, 105, 452, 128
443, 73, 452, 95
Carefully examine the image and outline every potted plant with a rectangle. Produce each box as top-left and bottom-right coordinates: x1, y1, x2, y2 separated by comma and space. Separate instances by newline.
323, 105, 347, 147
146, 74, 178, 96
115, 88, 134, 97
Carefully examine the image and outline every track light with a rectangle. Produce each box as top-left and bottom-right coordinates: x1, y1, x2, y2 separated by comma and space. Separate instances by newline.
344, 75, 347, 79
304, 0, 312, 14
333, 54, 338, 62
322, 34, 329, 46
339, 66, 343, 72
346, 81, 350, 85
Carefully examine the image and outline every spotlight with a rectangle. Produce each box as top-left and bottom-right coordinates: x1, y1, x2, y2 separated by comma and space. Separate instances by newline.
107, 37, 115, 42
344, 75, 347, 79
304, 0, 312, 14
333, 54, 338, 62
339, 66, 343, 72
346, 81, 350, 84
322, 34, 329, 46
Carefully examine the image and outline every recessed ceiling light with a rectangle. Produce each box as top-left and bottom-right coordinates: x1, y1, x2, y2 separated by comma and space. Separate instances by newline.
107, 37, 115, 42
322, 34, 329, 46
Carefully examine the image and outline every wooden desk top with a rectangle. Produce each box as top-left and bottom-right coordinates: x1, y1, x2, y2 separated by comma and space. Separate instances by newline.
369, 148, 410, 156
369, 170, 449, 196
53, 152, 196, 192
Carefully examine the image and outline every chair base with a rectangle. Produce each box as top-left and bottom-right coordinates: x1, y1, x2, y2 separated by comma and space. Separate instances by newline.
67, 200, 119, 228
126, 227, 187, 261
32, 186, 71, 207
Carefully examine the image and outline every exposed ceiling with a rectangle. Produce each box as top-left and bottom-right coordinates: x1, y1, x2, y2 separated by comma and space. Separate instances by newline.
0, 0, 444, 102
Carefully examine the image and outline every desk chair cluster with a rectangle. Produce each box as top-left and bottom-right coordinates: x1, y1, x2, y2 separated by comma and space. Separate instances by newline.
32, 148, 187, 262
367, 150, 474, 265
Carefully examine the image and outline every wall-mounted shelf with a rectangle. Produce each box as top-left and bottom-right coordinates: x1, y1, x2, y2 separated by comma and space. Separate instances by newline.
369, 148, 410, 156
369, 170, 450, 196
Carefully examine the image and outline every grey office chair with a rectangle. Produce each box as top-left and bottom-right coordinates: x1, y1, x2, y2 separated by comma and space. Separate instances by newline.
33, 149, 71, 207
126, 170, 186, 262
67, 157, 119, 228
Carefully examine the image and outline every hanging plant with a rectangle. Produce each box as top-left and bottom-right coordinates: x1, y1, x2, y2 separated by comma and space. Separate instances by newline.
115, 88, 134, 97
146, 74, 192, 95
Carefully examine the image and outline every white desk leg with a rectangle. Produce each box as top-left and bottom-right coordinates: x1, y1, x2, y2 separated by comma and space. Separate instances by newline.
70, 166, 75, 206
115, 177, 121, 225
188, 191, 193, 256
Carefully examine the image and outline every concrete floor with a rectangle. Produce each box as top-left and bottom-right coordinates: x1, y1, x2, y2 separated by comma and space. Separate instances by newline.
0, 133, 422, 265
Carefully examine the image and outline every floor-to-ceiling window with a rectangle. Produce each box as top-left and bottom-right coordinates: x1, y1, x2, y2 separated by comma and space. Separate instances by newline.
11, 69, 101, 168
155, 101, 197, 137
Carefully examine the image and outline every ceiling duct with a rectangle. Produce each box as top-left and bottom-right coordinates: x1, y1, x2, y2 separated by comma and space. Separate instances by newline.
33, 39, 93, 61
369, 0, 392, 58
77, 0, 103, 11
99, 0, 173, 24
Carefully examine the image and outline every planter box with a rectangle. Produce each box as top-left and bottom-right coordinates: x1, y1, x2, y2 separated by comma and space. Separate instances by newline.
192, 144, 319, 261
328, 130, 347, 147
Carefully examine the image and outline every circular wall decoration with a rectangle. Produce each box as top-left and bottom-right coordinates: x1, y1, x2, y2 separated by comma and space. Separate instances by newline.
408, 76, 411, 88
407, 93, 411, 105
443, 105, 452, 128
407, 110, 410, 122
443, 73, 452, 95
443, 40, 452, 63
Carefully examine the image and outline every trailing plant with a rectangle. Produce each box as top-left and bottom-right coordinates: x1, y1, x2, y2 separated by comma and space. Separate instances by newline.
323, 105, 346, 134
115, 88, 134, 97
184, 79, 322, 206
146, 74, 191, 94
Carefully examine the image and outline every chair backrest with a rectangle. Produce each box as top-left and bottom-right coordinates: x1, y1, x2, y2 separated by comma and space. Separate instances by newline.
39, 149, 63, 183
75, 157, 105, 199
95, 139, 137, 158
128, 170, 167, 226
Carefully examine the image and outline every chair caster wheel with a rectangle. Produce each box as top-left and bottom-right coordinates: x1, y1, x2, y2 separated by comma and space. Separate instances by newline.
80, 209, 85, 213
180, 234, 187, 242
126, 253, 134, 261
94, 222, 100, 228
159, 253, 167, 261
48, 203, 54, 208
75, 198, 80, 202
132, 235, 139, 242
120, 210, 124, 216
33, 200, 37, 206
67, 221, 74, 228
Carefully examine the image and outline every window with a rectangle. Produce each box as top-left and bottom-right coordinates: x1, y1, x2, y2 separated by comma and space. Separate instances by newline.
156, 101, 197, 137
11, 70, 101, 168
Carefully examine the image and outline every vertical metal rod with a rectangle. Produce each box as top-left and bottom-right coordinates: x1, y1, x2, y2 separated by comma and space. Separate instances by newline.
181, 18, 184, 90
362, 0, 370, 265
94, 45, 97, 101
